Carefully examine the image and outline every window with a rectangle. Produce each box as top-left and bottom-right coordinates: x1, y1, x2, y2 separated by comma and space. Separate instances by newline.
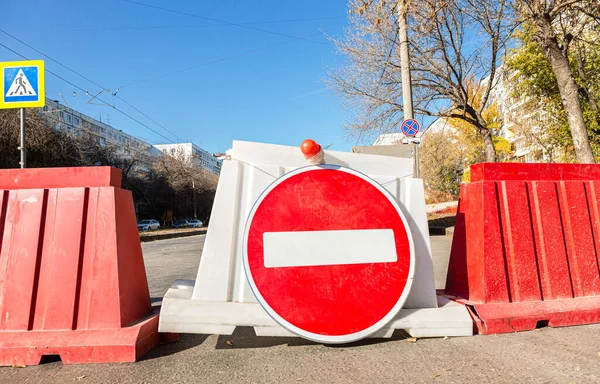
99, 137, 106, 147
66, 114, 71, 122
59, 111, 64, 119
73, 117, 80, 125
171, 148, 176, 154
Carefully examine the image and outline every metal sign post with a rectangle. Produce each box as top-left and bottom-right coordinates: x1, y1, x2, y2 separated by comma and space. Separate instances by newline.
19, 108, 26, 168
414, 144, 419, 178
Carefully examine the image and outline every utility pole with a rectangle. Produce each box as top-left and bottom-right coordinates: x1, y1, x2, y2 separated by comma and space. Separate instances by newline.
19, 108, 26, 168
397, 0, 419, 178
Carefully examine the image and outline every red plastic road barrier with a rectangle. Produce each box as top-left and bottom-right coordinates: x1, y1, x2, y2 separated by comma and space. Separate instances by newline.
0, 167, 160, 365
470, 162, 600, 182
445, 162, 600, 334
0, 166, 121, 189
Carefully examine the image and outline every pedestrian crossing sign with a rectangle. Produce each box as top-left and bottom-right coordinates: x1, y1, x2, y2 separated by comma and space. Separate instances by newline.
0, 60, 45, 109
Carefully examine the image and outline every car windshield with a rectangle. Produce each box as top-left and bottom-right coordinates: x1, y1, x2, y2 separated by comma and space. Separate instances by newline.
190, 220, 200, 223
138, 220, 151, 224
174, 220, 187, 224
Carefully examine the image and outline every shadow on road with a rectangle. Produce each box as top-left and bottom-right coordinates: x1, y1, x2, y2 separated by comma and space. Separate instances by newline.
214, 327, 410, 350
215, 327, 315, 349
141, 333, 210, 361
326, 330, 411, 348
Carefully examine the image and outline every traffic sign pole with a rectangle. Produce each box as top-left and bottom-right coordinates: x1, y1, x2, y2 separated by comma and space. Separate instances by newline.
414, 143, 419, 178
19, 108, 26, 168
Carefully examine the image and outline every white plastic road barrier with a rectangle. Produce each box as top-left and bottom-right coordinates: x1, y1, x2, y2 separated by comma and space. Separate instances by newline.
159, 140, 473, 341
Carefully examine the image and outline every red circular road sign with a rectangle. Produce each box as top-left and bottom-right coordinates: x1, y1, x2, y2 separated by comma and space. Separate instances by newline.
243, 166, 414, 343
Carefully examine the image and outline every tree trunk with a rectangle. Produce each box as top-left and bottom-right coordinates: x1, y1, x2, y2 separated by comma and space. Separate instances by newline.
474, 113, 497, 162
480, 127, 497, 163
535, 16, 595, 164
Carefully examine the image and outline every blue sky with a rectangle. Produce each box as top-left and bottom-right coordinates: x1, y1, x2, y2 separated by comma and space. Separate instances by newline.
2, 0, 355, 153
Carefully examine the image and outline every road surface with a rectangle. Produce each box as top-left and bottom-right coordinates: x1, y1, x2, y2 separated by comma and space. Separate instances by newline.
2, 235, 599, 383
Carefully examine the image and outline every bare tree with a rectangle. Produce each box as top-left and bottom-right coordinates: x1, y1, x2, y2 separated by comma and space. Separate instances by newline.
419, 130, 466, 195
75, 131, 153, 187
514, 0, 600, 163
328, 0, 513, 161
153, 149, 218, 191
0, 108, 83, 168
153, 149, 219, 220
1, 108, 221, 222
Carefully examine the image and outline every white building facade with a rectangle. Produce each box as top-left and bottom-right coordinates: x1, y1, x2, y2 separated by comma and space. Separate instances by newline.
485, 65, 549, 163
42, 98, 160, 158
42, 98, 222, 172
154, 143, 222, 174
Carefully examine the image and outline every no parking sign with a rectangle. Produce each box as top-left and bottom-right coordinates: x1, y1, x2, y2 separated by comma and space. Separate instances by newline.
401, 119, 420, 137
243, 165, 414, 343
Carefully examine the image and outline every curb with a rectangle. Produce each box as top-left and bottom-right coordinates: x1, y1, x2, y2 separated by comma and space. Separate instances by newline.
428, 226, 448, 236
140, 229, 207, 243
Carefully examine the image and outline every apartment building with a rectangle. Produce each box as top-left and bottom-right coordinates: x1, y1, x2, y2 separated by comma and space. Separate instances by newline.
154, 142, 222, 174
41, 98, 222, 173
42, 98, 160, 158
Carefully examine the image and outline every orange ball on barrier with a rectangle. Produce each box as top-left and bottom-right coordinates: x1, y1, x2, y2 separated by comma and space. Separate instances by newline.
300, 139, 321, 160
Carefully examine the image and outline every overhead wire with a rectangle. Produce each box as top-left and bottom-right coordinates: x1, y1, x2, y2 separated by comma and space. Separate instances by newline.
122, 0, 329, 45
0, 29, 184, 143
0, 42, 178, 144
50, 15, 343, 32
1, 21, 340, 120
1, 10, 342, 142
42, 112, 161, 159
116, 26, 340, 89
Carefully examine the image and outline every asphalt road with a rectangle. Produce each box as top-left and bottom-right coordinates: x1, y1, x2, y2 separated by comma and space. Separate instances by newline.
2, 235, 600, 383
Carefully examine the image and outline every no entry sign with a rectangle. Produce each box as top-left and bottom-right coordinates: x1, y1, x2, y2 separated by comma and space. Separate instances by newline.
243, 166, 414, 343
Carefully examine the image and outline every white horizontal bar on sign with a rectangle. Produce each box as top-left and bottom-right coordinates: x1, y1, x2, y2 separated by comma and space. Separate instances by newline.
263, 229, 397, 268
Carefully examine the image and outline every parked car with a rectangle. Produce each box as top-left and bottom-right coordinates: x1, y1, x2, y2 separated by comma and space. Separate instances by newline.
172, 219, 190, 228
138, 219, 160, 231
188, 220, 203, 228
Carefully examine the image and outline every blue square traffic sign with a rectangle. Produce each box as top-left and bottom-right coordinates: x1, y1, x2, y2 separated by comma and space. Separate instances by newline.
4, 65, 39, 103
1, 60, 45, 109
